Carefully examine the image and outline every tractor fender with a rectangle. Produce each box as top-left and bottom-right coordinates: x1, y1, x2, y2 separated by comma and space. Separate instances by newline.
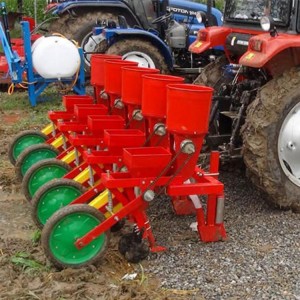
52, 1, 141, 27
189, 26, 232, 54
240, 33, 300, 68
105, 28, 174, 69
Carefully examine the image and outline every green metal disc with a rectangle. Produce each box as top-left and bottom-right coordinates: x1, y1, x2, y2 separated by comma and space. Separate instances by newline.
13, 135, 46, 162
37, 185, 83, 226
28, 165, 69, 198
21, 149, 58, 177
49, 212, 105, 265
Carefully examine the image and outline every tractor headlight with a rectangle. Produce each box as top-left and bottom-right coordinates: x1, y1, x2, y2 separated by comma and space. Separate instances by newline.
260, 15, 274, 32
196, 11, 207, 24
196, 11, 203, 23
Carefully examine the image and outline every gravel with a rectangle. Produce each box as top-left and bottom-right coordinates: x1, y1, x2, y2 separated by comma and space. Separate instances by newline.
145, 170, 300, 299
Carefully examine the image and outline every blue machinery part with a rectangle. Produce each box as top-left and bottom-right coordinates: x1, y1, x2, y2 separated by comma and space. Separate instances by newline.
0, 13, 85, 106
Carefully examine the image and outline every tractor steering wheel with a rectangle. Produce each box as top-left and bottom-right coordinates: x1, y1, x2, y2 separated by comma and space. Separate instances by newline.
152, 12, 172, 24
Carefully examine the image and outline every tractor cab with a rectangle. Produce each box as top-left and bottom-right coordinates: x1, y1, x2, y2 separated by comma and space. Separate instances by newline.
224, 0, 290, 29
190, 0, 294, 68
129, 0, 168, 30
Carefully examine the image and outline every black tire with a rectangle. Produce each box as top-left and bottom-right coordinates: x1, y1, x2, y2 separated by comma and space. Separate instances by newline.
106, 39, 169, 73
22, 158, 72, 202
15, 144, 59, 181
42, 204, 110, 269
8, 130, 48, 165
49, 11, 118, 71
31, 178, 87, 229
242, 67, 300, 212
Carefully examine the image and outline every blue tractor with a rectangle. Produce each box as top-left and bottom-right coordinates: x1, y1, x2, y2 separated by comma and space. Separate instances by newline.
46, 0, 223, 72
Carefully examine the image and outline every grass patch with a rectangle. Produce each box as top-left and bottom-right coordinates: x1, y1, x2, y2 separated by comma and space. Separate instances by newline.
11, 251, 48, 274
0, 87, 64, 134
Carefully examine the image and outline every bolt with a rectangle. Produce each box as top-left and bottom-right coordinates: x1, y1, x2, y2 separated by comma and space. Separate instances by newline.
143, 190, 156, 202
287, 141, 296, 150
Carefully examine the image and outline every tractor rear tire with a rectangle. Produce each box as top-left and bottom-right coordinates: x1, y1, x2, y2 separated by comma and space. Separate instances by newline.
49, 11, 118, 71
106, 39, 169, 73
242, 67, 300, 212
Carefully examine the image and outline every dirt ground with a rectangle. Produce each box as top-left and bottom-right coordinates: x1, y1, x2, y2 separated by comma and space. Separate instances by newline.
0, 95, 198, 300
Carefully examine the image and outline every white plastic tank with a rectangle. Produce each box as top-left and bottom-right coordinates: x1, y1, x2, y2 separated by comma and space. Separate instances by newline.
31, 36, 81, 79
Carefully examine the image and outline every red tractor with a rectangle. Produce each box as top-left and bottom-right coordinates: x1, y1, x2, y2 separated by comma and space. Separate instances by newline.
189, 0, 300, 212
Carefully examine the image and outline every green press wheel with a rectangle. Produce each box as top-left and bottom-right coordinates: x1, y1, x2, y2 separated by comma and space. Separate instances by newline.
42, 204, 109, 269
31, 179, 86, 228
15, 144, 59, 180
8, 130, 48, 165
22, 158, 72, 202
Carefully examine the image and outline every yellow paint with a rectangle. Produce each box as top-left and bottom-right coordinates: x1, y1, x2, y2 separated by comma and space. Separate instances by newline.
104, 203, 123, 218
194, 41, 203, 48
41, 123, 55, 136
88, 189, 123, 216
89, 189, 111, 209
74, 167, 93, 184
61, 149, 78, 164
89, 188, 124, 208
245, 52, 255, 60
50, 135, 64, 148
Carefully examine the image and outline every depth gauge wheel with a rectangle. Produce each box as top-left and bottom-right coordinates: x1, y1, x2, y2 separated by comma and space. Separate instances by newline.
15, 144, 59, 180
22, 158, 72, 202
42, 204, 109, 269
8, 130, 48, 165
31, 178, 86, 228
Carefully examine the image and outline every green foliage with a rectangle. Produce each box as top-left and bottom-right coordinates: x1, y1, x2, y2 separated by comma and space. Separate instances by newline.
4, 0, 48, 22
31, 229, 42, 245
194, 0, 225, 11
11, 252, 48, 273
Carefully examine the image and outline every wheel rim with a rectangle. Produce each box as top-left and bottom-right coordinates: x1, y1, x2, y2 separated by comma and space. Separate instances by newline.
82, 32, 107, 67
123, 51, 156, 68
13, 135, 46, 162
21, 149, 58, 176
278, 101, 300, 186
49, 211, 105, 265
28, 165, 69, 197
37, 185, 83, 226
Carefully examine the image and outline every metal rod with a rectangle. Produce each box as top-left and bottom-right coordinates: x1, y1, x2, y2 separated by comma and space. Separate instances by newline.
34, 0, 37, 26
1, 2, 11, 47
